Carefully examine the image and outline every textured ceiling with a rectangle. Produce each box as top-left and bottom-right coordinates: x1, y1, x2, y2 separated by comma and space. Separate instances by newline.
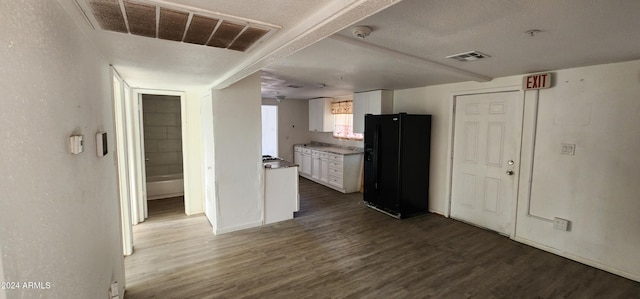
57, 0, 640, 96
57, 0, 400, 90
264, 0, 640, 99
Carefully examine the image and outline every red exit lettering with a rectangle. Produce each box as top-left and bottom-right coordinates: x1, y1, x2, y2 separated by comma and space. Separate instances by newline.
523, 73, 552, 90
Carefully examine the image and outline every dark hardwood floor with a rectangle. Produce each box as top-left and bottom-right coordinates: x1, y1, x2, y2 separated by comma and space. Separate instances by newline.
125, 178, 640, 298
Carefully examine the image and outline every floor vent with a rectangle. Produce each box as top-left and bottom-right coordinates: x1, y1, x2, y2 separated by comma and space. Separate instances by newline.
80, 0, 277, 52
446, 51, 490, 62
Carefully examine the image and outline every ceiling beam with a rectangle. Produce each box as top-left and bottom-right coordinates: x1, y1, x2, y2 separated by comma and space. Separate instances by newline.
329, 34, 493, 82
209, 0, 404, 90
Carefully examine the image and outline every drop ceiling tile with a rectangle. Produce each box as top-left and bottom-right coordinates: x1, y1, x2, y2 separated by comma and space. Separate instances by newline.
183, 15, 219, 45
228, 27, 268, 52
124, 1, 156, 38
158, 8, 188, 42
89, 0, 127, 33
207, 21, 244, 49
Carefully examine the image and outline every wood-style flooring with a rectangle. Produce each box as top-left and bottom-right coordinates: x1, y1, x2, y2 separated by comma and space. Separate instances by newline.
125, 178, 640, 298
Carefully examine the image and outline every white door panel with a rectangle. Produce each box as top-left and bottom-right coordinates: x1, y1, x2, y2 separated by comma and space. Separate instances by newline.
451, 91, 521, 236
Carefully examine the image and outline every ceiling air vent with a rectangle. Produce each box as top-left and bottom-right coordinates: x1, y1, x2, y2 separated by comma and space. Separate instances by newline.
81, 0, 278, 52
446, 51, 490, 62
286, 85, 303, 88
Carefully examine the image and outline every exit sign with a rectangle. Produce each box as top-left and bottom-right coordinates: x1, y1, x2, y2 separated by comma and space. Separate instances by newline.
523, 72, 552, 90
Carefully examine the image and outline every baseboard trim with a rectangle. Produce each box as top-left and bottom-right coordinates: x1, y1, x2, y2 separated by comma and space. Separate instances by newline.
147, 192, 184, 200
214, 220, 263, 235
514, 236, 640, 283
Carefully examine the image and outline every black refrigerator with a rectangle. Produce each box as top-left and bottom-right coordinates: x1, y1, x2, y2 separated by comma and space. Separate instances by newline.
363, 113, 431, 219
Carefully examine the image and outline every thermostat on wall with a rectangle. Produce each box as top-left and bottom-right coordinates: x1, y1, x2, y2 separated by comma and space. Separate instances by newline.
96, 131, 108, 157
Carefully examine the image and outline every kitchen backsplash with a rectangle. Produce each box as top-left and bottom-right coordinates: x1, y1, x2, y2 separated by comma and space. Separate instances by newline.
309, 131, 364, 148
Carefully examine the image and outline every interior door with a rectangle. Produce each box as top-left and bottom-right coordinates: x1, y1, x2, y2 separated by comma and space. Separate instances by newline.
450, 91, 521, 236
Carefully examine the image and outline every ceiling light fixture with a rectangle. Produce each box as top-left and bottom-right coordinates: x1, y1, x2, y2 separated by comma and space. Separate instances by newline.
275, 95, 286, 102
352, 26, 372, 39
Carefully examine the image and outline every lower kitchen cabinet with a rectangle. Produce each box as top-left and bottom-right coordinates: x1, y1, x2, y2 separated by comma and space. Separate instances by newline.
294, 146, 303, 168
319, 152, 329, 183
301, 148, 312, 176
312, 150, 322, 180
294, 145, 363, 193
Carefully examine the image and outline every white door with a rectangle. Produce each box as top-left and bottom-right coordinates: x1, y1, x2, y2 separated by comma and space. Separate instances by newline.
450, 91, 522, 236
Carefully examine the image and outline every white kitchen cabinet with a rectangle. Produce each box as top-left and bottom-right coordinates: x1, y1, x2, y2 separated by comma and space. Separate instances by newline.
319, 152, 329, 183
264, 163, 299, 225
308, 98, 334, 132
328, 154, 344, 189
296, 146, 362, 193
294, 145, 303, 166
301, 148, 312, 176
311, 150, 322, 180
353, 90, 393, 133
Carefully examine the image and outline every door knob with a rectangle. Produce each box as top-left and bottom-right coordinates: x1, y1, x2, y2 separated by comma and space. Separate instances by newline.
506, 170, 514, 175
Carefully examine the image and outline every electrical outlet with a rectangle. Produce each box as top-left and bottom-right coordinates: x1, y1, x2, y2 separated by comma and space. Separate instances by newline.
553, 217, 571, 231
560, 143, 575, 155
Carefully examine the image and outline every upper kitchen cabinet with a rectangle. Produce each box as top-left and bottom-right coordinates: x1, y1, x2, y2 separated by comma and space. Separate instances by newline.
309, 98, 334, 132
353, 90, 393, 133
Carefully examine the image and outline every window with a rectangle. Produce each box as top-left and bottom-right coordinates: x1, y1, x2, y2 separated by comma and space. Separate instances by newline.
331, 101, 363, 140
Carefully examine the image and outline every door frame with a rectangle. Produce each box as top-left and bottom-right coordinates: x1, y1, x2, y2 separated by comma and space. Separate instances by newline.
111, 69, 134, 256
445, 85, 525, 239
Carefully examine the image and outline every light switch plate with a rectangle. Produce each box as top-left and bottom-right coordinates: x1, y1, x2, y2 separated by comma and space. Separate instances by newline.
560, 143, 575, 155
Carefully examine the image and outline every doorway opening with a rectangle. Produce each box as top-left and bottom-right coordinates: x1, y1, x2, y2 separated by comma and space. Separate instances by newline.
262, 105, 278, 157
141, 94, 185, 216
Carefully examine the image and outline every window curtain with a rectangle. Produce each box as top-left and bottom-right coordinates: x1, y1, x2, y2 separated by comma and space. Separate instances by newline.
331, 101, 353, 114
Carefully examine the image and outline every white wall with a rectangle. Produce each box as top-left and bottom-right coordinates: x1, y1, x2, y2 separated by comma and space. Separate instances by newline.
0, 1, 124, 298
262, 99, 312, 162
0, 246, 4, 299
516, 61, 640, 281
211, 72, 264, 234
394, 60, 640, 281
183, 89, 205, 215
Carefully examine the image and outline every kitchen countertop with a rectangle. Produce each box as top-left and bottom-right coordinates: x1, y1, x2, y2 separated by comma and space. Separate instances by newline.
263, 159, 298, 169
295, 144, 363, 155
